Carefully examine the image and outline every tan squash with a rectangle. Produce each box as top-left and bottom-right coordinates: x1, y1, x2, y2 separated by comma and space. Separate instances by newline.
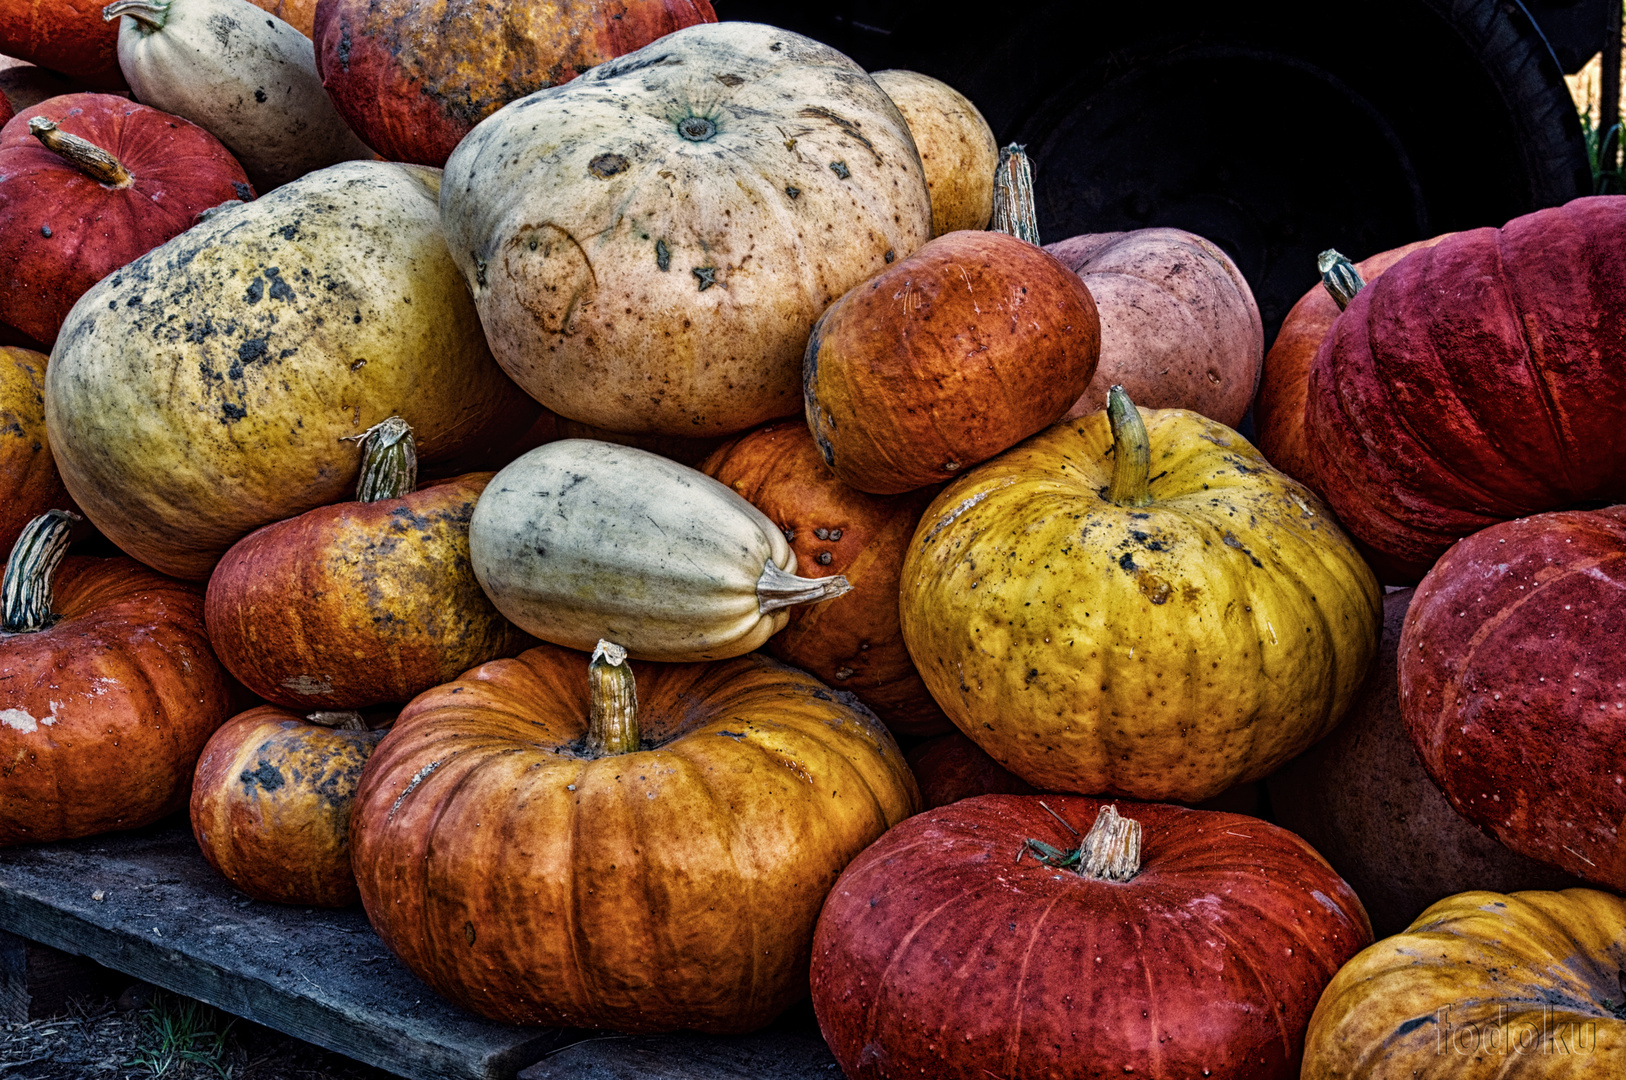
870, 69, 996, 236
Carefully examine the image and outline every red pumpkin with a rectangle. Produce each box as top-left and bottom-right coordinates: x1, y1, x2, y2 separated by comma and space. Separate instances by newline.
314, 0, 716, 167
1399, 506, 1626, 890
905, 732, 1037, 808
0, 94, 253, 346
0, 0, 125, 89
1305, 196, 1626, 582
700, 422, 951, 737
1, 346, 76, 558
812, 796, 1372, 1080
0, 511, 235, 845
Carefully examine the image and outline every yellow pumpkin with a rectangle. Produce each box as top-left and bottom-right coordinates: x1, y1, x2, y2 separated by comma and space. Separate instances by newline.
898, 387, 1381, 802
1303, 889, 1626, 1078
869, 69, 997, 237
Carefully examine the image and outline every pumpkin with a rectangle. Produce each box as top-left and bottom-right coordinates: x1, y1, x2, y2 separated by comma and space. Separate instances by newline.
0, 62, 86, 115
699, 421, 952, 736
314, 0, 714, 167
899, 387, 1382, 802
469, 439, 851, 662
1253, 240, 1447, 492
350, 639, 919, 1031
1399, 507, 1626, 890
1305, 196, 1626, 583
206, 418, 532, 710
812, 797, 1372, 1080
870, 69, 996, 237
0, 93, 253, 347
45, 160, 531, 581
244, 0, 312, 37
1302, 888, 1626, 1077
803, 228, 1100, 494
0, 347, 76, 558
1268, 588, 1582, 938
0, 511, 235, 845
440, 21, 933, 437
0, 0, 125, 88
0, 85, 10, 127
190, 705, 384, 906
905, 732, 1037, 808
107, 0, 374, 192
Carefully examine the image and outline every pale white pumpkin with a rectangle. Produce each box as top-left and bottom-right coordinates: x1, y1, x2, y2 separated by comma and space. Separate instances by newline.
106, 0, 373, 191
870, 69, 997, 236
469, 440, 851, 661
440, 21, 933, 437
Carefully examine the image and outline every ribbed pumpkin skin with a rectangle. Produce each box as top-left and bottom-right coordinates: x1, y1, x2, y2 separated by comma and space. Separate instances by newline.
803, 230, 1100, 494
205, 473, 532, 710
1399, 508, 1626, 890
812, 796, 1372, 1080
0, 0, 125, 88
349, 642, 919, 1032
0, 558, 234, 845
0, 94, 252, 346
869, 70, 996, 237
314, 0, 715, 167
700, 422, 951, 737
190, 706, 383, 906
1303, 889, 1626, 1078
1305, 196, 1626, 583
904, 732, 1037, 808
0, 347, 75, 557
899, 408, 1382, 802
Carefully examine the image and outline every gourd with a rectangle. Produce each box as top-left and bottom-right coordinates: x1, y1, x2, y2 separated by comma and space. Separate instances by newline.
904, 732, 1037, 808
469, 440, 852, 661
45, 160, 531, 581
350, 639, 919, 1031
870, 69, 997, 236
899, 386, 1381, 802
0, 512, 234, 845
0, 0, 126, 88
813, 796, 1371, 1080
440, 21, 933, 437
0, 347, 76, 557
105, 0, 373, 191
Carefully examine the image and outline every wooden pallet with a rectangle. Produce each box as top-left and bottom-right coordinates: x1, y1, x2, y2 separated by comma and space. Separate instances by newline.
0, 816, 840, 1080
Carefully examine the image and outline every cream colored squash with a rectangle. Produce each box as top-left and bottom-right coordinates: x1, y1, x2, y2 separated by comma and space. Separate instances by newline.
469, 440, 851, 661
440, 21, 932, 437
46, 161, 528, 581
106, 0, 373, 191
870, 69, 996, 236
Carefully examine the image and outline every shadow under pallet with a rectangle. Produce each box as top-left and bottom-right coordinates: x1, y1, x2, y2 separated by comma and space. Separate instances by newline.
0, 816, 840, 1080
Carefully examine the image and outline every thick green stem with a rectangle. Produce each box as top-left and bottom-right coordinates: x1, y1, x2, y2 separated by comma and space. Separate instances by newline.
1105, 385, 1153, 507
756, 559, 851, 614
1023, 804, 1143, 882
1, 510, 81, 634
102, 0, 170, 30
29, 118, 133, 188
586, 640, 639, 757
351, 416, 417, 502
989, 143, 1039, 245
1317, 249, 1364, 311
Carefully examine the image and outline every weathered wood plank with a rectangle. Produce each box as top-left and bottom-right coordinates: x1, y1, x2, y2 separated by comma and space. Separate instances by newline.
0, 930, 113, 1022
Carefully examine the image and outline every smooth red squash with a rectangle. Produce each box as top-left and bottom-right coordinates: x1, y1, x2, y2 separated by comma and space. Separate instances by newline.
0, 0, 125, 89
0, 347, 76, 558
1399, 507, 1626, 890
314, 0, 716, 167
0, 512, 235, 845
1305, 196, 1626, 582
0, 93, 252, 346
812, 796, 1372, 1080
191, 706, 385, 907
700, 422, 951, 737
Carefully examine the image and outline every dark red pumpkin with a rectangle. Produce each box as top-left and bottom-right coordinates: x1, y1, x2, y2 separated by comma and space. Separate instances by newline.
905, 732, 1037, 808
0, 511, 235, 845
0, 94, 253, 346
811, 796, 1371, 1080
1399, 506, 1626, 890
314, 0, 716, 167
0, 346, 76, 558
700, 421, 951, 737
0, 0, 125, 89
1304, 196, 1626, 582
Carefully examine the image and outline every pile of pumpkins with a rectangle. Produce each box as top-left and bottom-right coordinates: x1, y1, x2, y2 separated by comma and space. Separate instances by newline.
1, 1, 1623, 1076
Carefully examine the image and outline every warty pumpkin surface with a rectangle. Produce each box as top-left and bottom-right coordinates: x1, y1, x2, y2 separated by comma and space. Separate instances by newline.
349, 640, 919, 1032
440, 21, 933, 437
1303, 888, 1626, 1078
899, 390, 1381, 801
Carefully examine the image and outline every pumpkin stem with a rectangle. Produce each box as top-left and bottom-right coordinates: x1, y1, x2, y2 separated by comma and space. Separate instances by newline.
989, 143, 1040, 245
756, 559, 852, 614
1317, 249, 1364, 311
307, 711, 368, 731
1, 510, 82, 634
101, 0, 170, 31
29, 118, 133, 189
586, 640, 640, 758
350, 416, 417, 502
1022, 804, 1143, 882
1105, 385, 1153, 508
